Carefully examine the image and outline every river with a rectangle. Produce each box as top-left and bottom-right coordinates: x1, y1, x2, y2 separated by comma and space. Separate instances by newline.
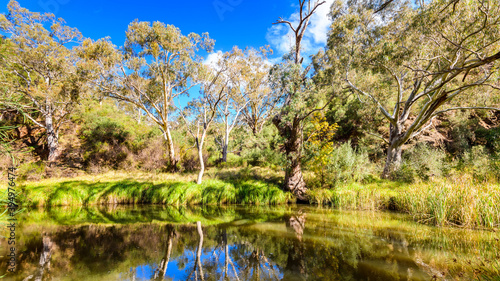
1, 205, 498, 280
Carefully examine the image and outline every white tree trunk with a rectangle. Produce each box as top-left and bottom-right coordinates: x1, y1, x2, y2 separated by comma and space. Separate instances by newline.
196, 134, 206, 184
45, 111, 59, 163
222, 123, 229, 162
382, 124, 403, 178
163, 125, 177, 170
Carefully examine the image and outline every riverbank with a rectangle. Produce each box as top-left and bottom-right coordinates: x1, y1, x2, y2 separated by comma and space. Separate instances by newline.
308, 175, 500, 229
6, 167, 500, 229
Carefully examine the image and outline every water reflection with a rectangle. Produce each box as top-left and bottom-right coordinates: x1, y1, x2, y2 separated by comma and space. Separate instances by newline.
283, 210, 306, 281
1, 205, 499, 280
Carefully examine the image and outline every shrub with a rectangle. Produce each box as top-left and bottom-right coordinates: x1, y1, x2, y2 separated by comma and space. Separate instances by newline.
74, 100, 162, 171
311, 141, 374, 188
136, 136, 169, 172
459, 145, 496, 182
179, 149, 208, 172
238, 124, 284, 169
393, 144, 448, 183
81, 120, 131, 169
244, 147, 284, 168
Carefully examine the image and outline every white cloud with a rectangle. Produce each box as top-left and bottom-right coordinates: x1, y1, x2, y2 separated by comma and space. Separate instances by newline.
306, 0, 334, 45
266, 0, 334, 59
203, 50, 224, 68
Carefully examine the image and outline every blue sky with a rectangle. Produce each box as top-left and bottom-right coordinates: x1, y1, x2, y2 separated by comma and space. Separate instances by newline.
1, 0, 334, 108
1, 0, 334, 59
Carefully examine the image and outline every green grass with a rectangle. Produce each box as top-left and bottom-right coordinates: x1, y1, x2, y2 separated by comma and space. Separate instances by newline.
17, 171, 291, 207
307, 175, 500, 229
308, 180, 401, 210
10, 168, 500, 229
396, 175, 500, 229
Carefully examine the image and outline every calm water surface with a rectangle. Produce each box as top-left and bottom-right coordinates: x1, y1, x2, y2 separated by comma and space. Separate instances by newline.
1, 205, 499, 280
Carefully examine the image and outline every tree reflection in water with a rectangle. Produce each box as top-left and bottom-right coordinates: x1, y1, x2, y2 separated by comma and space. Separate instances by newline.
22, 234, 54, 281
153, 224, 176, 280
283, 210, 307, 281
2, 205, 498, 280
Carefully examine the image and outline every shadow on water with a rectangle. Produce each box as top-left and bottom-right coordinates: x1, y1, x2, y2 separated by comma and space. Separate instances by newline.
1, 205, 499, 280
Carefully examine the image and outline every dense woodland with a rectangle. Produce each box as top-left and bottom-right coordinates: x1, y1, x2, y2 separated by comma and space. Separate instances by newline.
1, 0, 500, 202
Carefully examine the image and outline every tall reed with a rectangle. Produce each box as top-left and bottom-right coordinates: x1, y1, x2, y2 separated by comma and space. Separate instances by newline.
397, 175, 500, 229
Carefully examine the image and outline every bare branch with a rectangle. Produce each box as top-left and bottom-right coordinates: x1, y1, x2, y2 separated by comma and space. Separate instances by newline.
346, 78, 396, 124
272, 18, 296, 33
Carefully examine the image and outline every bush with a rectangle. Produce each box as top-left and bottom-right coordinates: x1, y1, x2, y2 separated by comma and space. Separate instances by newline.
179, 149, 208, 172
243, 147, 284, 168
459, 145, 497, 182
74, 100, 163, 171
312, 141, 374, 188
217, 153, 245, 168
393, 144, 448, 183
81, 120, 131, 170
136, 136, 169, 172
237, 124, 285, 169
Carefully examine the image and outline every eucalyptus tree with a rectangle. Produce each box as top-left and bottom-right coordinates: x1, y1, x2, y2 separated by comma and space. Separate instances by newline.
181, 63, 228, 184
323, 0, 500, 178
214, 46, 275, 162
237, 47, 278, 136
0, 1, 83, 162
211, 47, 248, 163
0, 37, 18, 160
79, 20, 214, 170
271, 0, 332, 201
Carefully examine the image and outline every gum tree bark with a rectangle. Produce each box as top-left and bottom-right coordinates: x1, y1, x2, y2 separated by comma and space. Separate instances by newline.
181, 70, 227, 184
382, 123, 403, 178
196, 130, 208, 185
273, 116, 307, 201
45, 110, 60, 162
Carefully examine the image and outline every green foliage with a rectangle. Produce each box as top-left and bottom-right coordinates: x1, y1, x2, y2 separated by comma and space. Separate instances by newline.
20, 177, 290, 207
1, 1, 84, 161
214, 153, 245, 168
309, 141, 375, 188
232, 124, 284, 169
447, 123, 476, 156
74, 100, 163, 171
243, 148, 284, 169
321, 0, 500, 178
17, 161, 45, 181
476, 126, 500, 153
459, 146, 497, 182
397, 176, 500, 228
392, 144, 449, 183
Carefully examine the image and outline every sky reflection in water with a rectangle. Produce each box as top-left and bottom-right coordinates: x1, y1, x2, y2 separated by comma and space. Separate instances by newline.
1, 205, 499, 280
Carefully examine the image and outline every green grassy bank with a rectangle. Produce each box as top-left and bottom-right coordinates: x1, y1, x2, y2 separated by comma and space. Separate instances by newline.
14, 170, 292, 207
6, 169, 500, 230
308, 175, 500, 229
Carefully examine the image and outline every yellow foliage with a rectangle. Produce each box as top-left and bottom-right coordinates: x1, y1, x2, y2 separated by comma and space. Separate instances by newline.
306, 112, 338, 174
